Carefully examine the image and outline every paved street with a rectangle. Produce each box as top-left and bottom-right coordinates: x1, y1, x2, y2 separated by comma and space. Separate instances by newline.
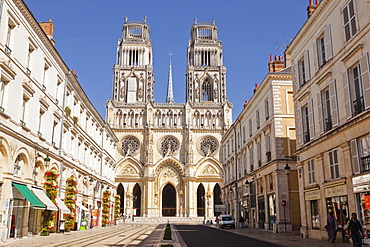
176, 224, 282, 247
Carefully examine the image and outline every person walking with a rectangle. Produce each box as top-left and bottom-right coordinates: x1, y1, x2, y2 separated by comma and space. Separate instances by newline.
348, 212, 363, 247
326, 211, 338, 243
239, 215, 245, 228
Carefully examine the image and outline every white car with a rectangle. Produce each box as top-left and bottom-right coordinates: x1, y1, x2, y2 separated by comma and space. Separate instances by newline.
218, 215, 235, 229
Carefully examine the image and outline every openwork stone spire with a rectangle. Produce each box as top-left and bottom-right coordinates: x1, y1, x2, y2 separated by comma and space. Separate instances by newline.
166, 52, 175, 104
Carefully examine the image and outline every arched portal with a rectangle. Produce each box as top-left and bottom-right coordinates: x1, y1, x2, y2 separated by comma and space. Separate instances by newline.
117, 183, 125, 215
213, 183, 222, 216
197, 183, 205, 217
133, 183, 141, 216
162, 184, 176, 216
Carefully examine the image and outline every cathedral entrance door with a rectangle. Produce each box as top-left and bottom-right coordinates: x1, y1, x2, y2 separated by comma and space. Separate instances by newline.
162, 184, 176, 216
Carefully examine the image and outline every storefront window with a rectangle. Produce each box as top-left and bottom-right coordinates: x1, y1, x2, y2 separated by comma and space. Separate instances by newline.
357, 193, 370, 244
326, 196, 349, 228
310, 200, 319, 229
268, 194, 276, 230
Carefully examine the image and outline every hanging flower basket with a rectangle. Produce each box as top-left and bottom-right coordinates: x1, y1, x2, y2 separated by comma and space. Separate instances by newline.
114, 195, 120, 223
64, 176, 78, 231
102, 190, 111, 227
41, 169, 59, 233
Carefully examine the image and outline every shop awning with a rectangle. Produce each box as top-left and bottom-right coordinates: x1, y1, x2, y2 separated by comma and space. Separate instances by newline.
56, 197, 70, 214
76, 202, 89, 211
12, 182, 46, 209
31, 188, 58, 211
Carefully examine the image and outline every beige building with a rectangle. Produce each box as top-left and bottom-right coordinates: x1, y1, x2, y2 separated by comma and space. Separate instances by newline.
286, 0, 370, 243
0, 0, 117, 241
106, 18, 232, 218
221, 56, 300, 233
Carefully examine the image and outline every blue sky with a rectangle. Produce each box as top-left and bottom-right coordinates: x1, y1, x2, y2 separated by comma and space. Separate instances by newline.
25, 0, 308, 121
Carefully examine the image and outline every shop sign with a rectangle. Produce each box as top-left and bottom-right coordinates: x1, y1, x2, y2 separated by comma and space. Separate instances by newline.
325, 184, 347, 197
305, 189, 321, 201
353, 174, 370, 186
365, 195, 370, 210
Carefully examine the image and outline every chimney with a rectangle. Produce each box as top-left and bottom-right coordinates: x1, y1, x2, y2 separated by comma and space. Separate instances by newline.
71, 69, 78, 79
244, 100, 249, 108
39, 19, 55, 45
307, 0, 320, 18
253, 83, 259, 94
268, 54, 285, 72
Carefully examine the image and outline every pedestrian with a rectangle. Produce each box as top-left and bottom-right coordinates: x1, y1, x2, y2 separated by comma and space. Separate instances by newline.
215, 216, 219, 226
239, 215, 245, 228
326, 211, 338, 243
347, 212, 363, 247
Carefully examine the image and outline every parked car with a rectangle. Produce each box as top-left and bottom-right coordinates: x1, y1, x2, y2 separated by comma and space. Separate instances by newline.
219, 215, 235, 229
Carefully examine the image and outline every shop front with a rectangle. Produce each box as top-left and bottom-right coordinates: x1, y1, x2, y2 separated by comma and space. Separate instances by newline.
324, 183, 349, 242
353, 174, 370, 245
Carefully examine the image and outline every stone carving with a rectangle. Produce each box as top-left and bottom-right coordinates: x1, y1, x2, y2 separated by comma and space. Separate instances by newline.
159, 166, 179, 187
202, 164, 217, 175
200, 137, 218, 156
121, 136, 140, 156
122, 165, 136, 175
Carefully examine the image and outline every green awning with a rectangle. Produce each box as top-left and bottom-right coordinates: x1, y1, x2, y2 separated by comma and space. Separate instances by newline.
12, 182, 46, 209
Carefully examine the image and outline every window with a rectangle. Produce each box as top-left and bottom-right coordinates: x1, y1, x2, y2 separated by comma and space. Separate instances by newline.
308, 159, 315, 184
266, 135, 271, 162
329, 149, 340, 179
257, 142, 261, 167
51, 121, 57, 145
310, 200, 320, 229
351, 134, 370, 173
343, 54, 370, 118
343, 0, 357, 42
301, 100, 314, 143
265, 100, 269, 120
315, 25, 332, 71
202, 78, 213, 101
318, 81, 338, 133
38, 109, 45, 133
249, 119, 252, 137
26, 45, 35, 73
0, 78, 9, 110
256, 110, 260, 129
249, 147, 254, 172
21, 95, 29, 123
5, 19, 16, 53
296, 50, 310, 88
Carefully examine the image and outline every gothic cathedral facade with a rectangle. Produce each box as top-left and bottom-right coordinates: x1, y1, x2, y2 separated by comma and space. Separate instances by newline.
106, 18, 232, 218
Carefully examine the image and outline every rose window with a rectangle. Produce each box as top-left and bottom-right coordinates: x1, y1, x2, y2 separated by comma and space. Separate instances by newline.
200, 137, 218, 156
160, 136, 179, 156
121, 136, 140, 155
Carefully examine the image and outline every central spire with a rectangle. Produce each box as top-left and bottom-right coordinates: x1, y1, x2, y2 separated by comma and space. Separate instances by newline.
166, 52, 175, 104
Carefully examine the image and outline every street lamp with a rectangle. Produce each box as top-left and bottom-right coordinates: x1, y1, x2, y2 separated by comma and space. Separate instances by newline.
284, 164, 291, 175
44, 155, 51, 168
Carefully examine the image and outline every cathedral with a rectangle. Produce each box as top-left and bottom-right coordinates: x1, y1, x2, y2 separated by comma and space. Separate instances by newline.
106, 18, 232, 218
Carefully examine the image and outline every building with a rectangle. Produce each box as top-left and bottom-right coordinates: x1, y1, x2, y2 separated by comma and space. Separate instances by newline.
0, 0, 117, 240
106, 18, 232, 218
221, 55, 300, 232
285, 0, 370, 242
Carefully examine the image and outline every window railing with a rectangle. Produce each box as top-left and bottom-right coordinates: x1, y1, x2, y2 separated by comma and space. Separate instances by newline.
325, 116, 333, 132
5, 45, 11, 55
353, 97, 364, 116
360, 154, 370, 172
304, 130, 310, 143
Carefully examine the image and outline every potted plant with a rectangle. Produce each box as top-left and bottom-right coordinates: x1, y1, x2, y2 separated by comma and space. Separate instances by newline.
65, 106, 71, 117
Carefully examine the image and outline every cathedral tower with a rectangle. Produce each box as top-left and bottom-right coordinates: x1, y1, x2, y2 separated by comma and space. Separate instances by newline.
112, 17, 154, 104
186, 19, 227, 104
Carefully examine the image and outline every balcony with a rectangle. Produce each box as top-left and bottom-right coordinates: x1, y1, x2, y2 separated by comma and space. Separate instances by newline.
353, 97, 365, 116
324, 116, 333, 132
361, 155, 370, 172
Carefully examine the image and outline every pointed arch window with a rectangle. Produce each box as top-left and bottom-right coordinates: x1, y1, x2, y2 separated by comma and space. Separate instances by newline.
202, 78, 213, 101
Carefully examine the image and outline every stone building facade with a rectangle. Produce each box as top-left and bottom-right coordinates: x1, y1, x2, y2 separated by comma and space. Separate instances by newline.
286, 0, 370, 243
106, 18, 232, 218
221, 56, 300, 233
0, 0, 117, 241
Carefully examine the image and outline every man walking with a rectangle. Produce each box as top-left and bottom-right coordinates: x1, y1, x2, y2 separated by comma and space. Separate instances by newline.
326, 211, 338, 242
348, 212, 363, 247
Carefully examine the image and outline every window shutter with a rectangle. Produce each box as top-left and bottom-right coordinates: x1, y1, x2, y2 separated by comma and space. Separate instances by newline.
329, 80, 339, 127
324, 25, 333, 61
294, 62, 300, 91
317, 93, 323, 134
342, 71, 352, 119
313, 42, 318, 72
350, 139, 360, 174
304, 50, 311, 81
308, 98, 315, 140
360, 53, 370, 109
296, 103, 302, 147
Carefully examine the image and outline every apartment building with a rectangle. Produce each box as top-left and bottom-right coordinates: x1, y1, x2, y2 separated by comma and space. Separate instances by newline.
285, 0, 370, 243
0, 0, 117, 240
221, 56, 300, 233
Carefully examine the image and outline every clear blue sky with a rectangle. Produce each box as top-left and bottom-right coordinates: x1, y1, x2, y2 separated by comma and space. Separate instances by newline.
25, 0, 308, 121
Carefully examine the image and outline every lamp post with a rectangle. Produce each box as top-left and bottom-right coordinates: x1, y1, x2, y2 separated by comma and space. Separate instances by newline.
284, 164, 291, 234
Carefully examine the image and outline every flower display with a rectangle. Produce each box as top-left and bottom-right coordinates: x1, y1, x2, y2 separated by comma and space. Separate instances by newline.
102, 190, 111, 227
41, 169, 59, 233
114, 195, 120, 223
64, 176, 78, 231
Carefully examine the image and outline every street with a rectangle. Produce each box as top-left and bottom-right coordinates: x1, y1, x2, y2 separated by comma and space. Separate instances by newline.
175, 224, 283, 247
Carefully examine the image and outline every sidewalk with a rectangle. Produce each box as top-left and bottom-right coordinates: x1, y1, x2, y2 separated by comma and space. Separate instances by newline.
207, 224, 354, 247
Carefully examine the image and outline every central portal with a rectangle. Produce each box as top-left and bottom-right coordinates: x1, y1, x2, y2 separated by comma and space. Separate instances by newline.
162, 184, 176, 216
